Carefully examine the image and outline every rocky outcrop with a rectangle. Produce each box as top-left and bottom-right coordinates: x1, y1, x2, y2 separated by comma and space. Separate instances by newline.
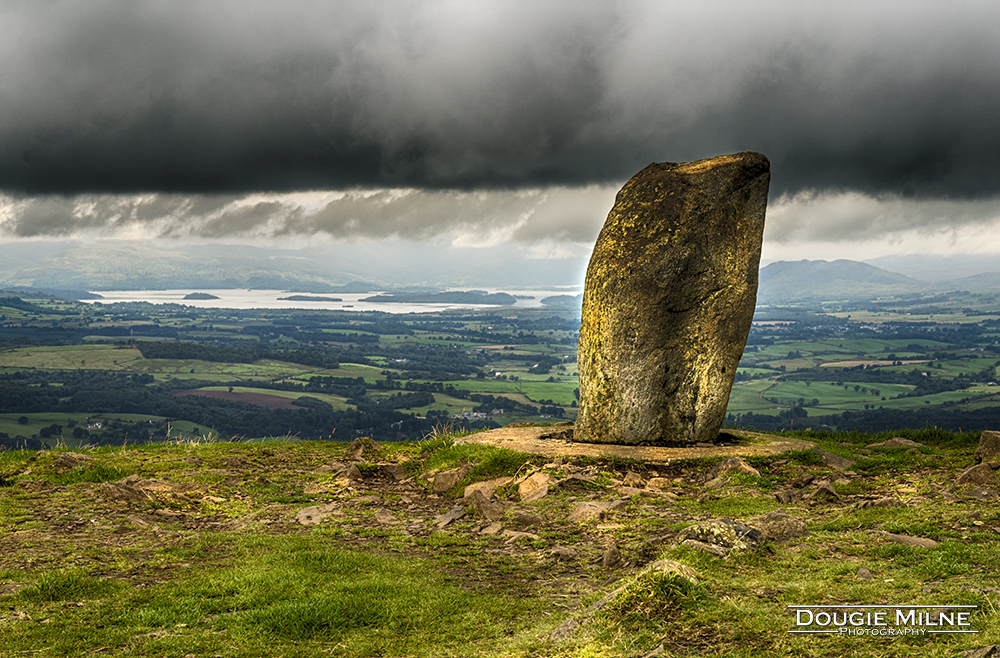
575, 152, 770, 445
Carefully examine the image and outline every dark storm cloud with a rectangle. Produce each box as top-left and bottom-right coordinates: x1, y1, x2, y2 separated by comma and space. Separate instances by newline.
1, 1, 999, 198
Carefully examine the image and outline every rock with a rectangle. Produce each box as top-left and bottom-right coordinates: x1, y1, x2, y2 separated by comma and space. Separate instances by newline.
434, 505, 466, 528
302, 483, 331, 495
645, 477, 673, 491
467, 490, 506, 522
549, 546, 578, 560
433, 465, 471, 495
512, 513, 543, 527
956, 464, 1000, 487
961, 646, 1000, 658
676, 518, 763, 553
773, 490, 800, 504
975, 431, 1000, 464
602, 542, 622, 568
574, 152, 770, 446
344, 437, 366, 460
709, 456, 760, 479
874, 530, 939, 549
807, 482, 840, 501
856, 567, 874, 580
868, 437, 924, 448
744, 510, 809, 542
315, 461, 362, 480
503, 530, 541, 543
296, 503, 341, 526
480, 522, 503, 535
374, 509, 399, 524
519, 472, 557, 502
381, 463, 410, 481
99, 481, 149, 503
789, 473, 814, 489
808, 447, 856, 471
568, 502, 608, 523
51, 452, 93, 472
623, 472, 645, 487
857, 497, 905, 509
964, 487, 999, 501
680, 539, 729, 556
567, 499, 628, 524
463, 476, 512, 500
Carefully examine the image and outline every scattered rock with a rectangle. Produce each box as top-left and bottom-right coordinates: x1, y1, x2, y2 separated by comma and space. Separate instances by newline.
808, 447, 856, 471
296, 503, 341, 526
463, 476, 512, 500
645, 477, 673, 491
964, 487, 999, 501
344, 437, 366, 460
857, 497, 906, 509
303, 483, 330, 495
961, 646, 1000, 658
956, 464, 1000, 487
680, 539, 729, 556
434, 505, 466, 528
868, 437, 924, 448
874, 530, 939, 549
503, 530, 541, 543
856, 567, 874, 580
549, 546, 578, 560
623, 472, 645, 487
381, 463, 410, 480
480, 522, 503, 535
567, 500, 628, 524
315, 461, 362, 480
975, 430, 1000, 464
467, 490, 506, 522
374, 509, 399, 524
789, 473, 814, 489
568, 502, 609, 524
807, 482, 840, 501
51, 452, 94, 472
574, 152, 770, 446
744, 510, 809, 542
433, 465, 471, 495
602, 542, 622, 568
676, 518, 763, 554
773, 490, 801, 504
512, 513, 543, 527
709, 456, 760, 479
519, 472, 557, 502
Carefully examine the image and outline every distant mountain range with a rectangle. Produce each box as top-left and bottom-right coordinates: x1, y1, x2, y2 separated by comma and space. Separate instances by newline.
757, 259, 933, 302
2, 239, 1000, 303
0, 240, 588, 292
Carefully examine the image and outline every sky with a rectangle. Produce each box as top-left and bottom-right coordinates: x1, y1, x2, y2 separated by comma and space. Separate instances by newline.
2, 1, 1000, 282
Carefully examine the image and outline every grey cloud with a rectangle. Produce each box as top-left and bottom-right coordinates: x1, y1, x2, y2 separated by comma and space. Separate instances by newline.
0, 1, 998, 198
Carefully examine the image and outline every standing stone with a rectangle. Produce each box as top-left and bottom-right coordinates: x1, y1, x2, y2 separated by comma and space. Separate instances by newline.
575, 152, 770, 445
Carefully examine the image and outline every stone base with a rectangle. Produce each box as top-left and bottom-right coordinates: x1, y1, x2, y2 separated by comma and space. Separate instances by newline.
454, 426, 814, 465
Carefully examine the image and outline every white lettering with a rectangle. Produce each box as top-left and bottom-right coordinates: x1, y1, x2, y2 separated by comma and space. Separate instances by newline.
796, 610, 813, 626
897, 609, 916, 625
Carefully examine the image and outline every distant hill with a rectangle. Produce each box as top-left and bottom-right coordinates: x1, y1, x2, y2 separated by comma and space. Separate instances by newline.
757, 259, 935, 302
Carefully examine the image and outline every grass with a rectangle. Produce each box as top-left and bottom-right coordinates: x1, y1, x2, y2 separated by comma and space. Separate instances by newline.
0, 430, 997, 657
